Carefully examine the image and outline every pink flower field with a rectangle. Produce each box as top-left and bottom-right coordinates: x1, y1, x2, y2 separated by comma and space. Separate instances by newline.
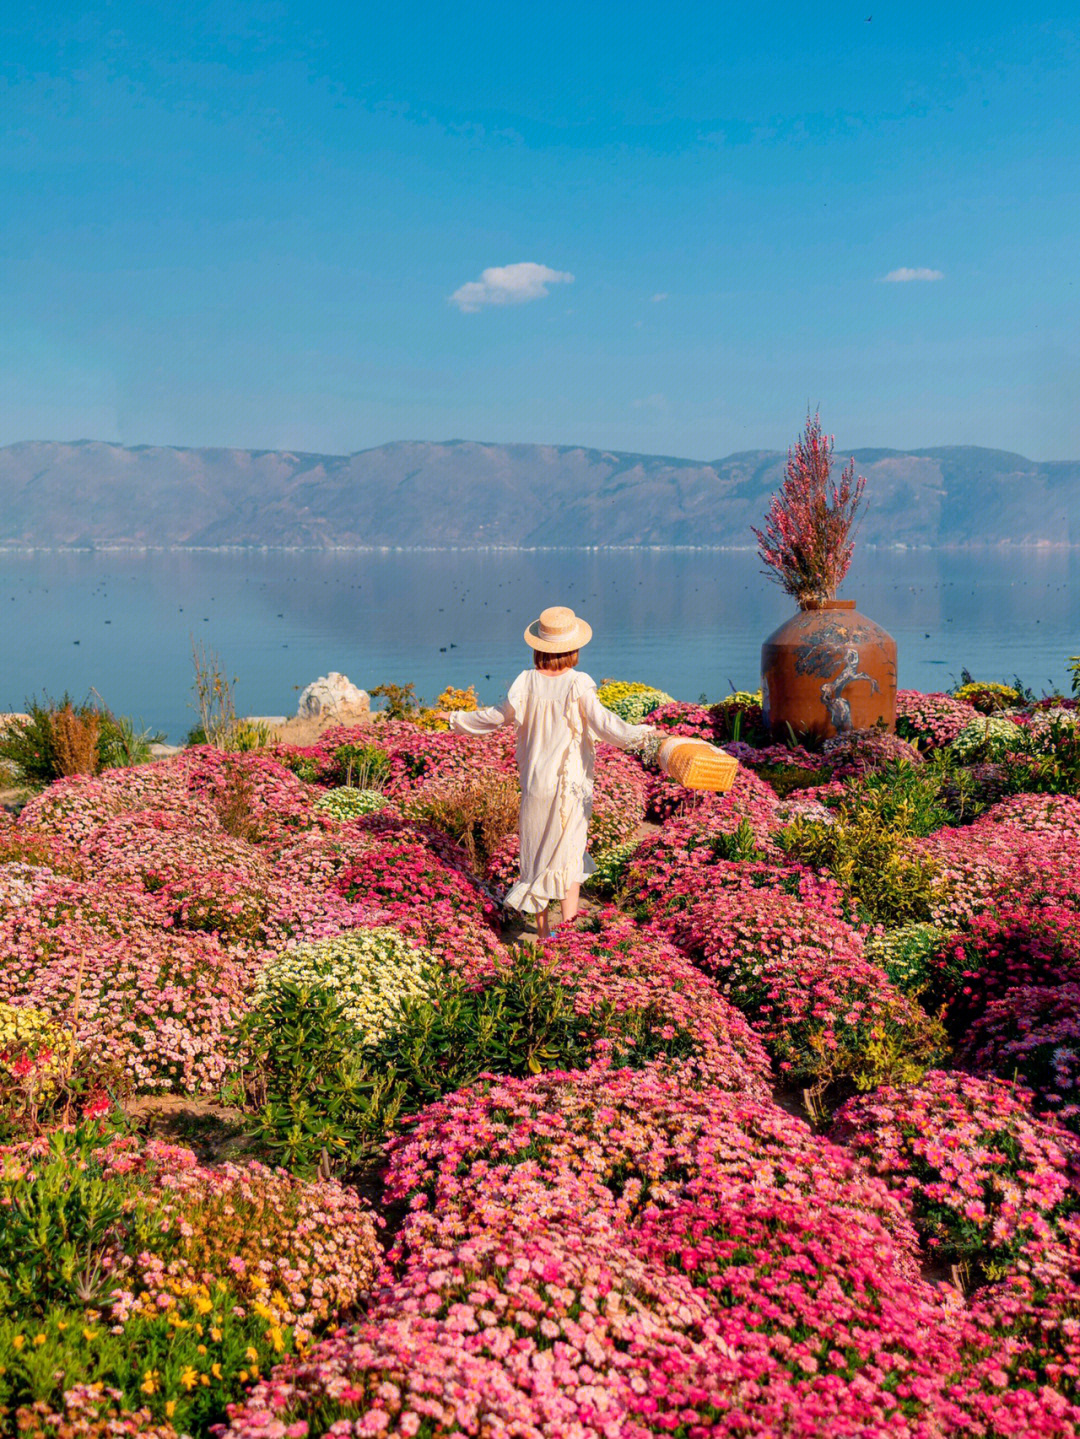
3, 682, 1080, 1437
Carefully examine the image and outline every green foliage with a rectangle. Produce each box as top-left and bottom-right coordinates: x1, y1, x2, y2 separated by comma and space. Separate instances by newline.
242, 952, 706, 1175
0, 699, 64, 785
98, 711, 165, 768
1002, 728, 1080, 795
225, 717, 274, 752
695, 817, 767, 864
335, 743, 392, 789
0, 1286, 291, 1436
1069, 655, 1080, 697
854, 759, 953, 837
241, 984, 405, 1178
778, 782, 939, 927
0, 1127, 155, 1318
374, 955, 600, 1107
0, 696, 162, 784
370, 682, 419, 719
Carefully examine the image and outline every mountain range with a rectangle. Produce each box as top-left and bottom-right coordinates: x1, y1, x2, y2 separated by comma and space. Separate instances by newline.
1, 439, 1077, 549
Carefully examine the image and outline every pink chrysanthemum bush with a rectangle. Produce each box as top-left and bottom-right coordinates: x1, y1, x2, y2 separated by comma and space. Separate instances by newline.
959, 982, 1080, 1132
833, 1071, 1080, 1276
622, 773, 785, 912
664, 881, 944, 1089
0, 878, 247, 1094
80, 808, 269, 893
926, 901, 1080, 1034
331, 837, 499, 928
540, 909, 772, 1096
221, 1062, 1078, 1439
895, 688, 980, 749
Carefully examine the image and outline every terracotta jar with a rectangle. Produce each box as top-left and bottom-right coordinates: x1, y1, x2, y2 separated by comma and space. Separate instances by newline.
760, 598, 897, 744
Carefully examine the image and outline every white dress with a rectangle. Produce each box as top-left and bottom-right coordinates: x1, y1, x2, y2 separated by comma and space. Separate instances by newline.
449, 669, 654, 914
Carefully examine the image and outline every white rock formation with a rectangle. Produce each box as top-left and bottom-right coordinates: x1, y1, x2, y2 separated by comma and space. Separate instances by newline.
297, 672, 370, 719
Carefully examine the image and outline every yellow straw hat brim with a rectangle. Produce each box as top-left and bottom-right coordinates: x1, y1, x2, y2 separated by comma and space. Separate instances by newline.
524, 614, 593, 652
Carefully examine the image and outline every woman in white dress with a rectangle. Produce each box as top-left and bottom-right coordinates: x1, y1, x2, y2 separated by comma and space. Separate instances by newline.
442, 606, 659, 938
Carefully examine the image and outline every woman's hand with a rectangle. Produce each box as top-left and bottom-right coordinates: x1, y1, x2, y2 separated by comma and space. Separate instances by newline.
434, 710, 453, 723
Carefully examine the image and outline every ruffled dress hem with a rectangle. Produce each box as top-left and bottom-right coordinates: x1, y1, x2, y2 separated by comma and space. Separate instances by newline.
503, 854, 597, 914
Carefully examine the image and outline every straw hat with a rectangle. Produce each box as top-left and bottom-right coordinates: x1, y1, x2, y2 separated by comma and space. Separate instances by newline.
524, 605, 593, 652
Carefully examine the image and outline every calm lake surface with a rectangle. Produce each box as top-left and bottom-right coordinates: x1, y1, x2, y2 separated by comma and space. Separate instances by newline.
1, 548, 1077, 742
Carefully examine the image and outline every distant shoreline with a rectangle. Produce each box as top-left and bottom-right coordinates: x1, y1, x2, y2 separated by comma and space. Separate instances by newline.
1, 542, 1078, 555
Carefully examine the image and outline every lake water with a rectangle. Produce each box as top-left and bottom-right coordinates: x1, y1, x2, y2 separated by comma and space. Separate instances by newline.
1, 548, 1077, 742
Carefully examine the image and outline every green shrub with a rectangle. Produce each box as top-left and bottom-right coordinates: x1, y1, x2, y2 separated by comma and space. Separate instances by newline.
334, 743, 391, 789
778, 787, 939, 928
242, 983, 406, 1177
225, 718, 274, 752
854, 759, 952, 837
0, 696, 162, 785
374, 954, 599, 1107
370, 683, 418, 719
0, 1128, 156, 1318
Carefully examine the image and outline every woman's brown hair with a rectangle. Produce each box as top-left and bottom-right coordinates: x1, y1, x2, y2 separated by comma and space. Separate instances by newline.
533, 649, 579, 673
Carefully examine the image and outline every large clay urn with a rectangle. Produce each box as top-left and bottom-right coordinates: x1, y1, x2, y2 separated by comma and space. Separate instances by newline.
760, 598, 897, 744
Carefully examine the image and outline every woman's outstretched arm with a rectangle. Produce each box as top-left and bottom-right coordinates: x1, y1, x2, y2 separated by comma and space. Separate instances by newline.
578, 687, 656, 749
446, 700, 515, 735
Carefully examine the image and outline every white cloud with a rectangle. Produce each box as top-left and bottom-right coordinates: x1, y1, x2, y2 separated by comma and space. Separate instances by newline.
449, 262, 574, 312
633, 392, 669, 412
650, 292, 669, 303
879, 267, 944, 283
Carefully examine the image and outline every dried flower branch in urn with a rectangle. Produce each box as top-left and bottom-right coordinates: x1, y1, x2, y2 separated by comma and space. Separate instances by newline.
752, 411, 867, 608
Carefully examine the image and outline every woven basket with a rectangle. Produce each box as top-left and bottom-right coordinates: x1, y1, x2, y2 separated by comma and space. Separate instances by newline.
658, 737, 739, 793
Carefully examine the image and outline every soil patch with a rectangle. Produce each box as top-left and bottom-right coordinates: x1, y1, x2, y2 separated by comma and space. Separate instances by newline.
123, 1096, 258, 1166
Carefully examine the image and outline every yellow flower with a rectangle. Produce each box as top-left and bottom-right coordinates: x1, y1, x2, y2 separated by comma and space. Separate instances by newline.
165, 1402, 177, 1419
180, 1367, 199, 1392
245, 1347, 260, 1364
33, 1334, 46, 1347
82, 1328, 97, 1341
210, 1327, 222, 1342
269, 1327, 285, 1354
197, 1344, 208, 1356
211, 1362, 222, 1379
195, 1294, 213, 1315
140, 1370, 159, 1396
12, 1337, 25, 1352
238, 1370, 248, 1382
56, 1321, 68, 1332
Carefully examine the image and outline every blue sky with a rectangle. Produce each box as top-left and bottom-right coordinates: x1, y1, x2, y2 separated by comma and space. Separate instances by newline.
1, 1, 1077, 459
